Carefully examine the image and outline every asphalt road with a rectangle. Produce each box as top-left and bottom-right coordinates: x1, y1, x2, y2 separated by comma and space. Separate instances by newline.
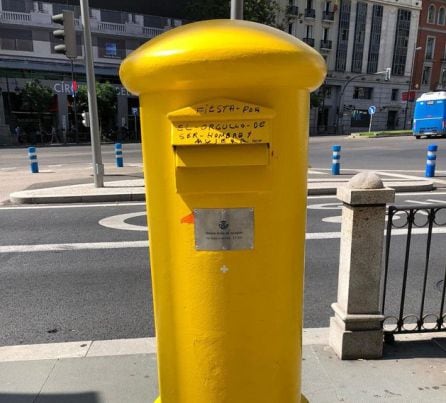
1, 191, 446, 345
2, 136, 446, 176
309, 135, 446, 173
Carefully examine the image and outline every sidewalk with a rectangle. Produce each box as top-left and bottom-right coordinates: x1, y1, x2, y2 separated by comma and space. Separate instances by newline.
5, 167, 437, 205
0, 328, 445, 402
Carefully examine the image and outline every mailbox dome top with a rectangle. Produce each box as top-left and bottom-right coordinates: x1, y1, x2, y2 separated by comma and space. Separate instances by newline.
119, 19, 326, 94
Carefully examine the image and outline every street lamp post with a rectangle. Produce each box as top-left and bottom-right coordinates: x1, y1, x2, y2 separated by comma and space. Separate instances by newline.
403, 46, 422, 130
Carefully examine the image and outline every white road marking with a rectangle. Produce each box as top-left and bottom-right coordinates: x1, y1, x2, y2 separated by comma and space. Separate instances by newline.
375, 171, 429, 181
2, 225, 446, 254
0, 167, 17, 171
0, 240, 148, 254
0, 202, 146, 210
307, 191, 446, 201
307, 202, 342, 210
308, 170, 326, 175
99, 212, 147, 232
306, 227, 446, 240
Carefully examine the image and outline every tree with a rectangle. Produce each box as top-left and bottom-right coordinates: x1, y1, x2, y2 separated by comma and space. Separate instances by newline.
184, 0, 283, 28
77, 82, 117, 133
19, 79, 54, 132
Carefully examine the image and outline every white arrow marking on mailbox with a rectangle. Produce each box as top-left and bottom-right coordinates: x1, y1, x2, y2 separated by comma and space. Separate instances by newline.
98, 212, 147, 232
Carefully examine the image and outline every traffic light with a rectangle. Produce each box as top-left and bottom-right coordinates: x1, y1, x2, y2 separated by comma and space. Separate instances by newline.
385, 67, 391, 81
52, 10, 77, 59
81, 112, 90, 127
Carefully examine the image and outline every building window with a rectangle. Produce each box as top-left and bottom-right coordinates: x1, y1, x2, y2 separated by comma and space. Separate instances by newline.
391, 89, 399, 101
323, 27, 329, 41
351, 2, 367, 73
422, 66, 432, 85
143, 15, 168, 28
306, 25, 313, 38
1, 0, 33, 12
36, 1, 44, 12
0, 28, 33, 51
52, 4, 81, 18
351, 109, 370, 127
367, 5, 383, 73
428, 4, 436, 24
335, 0, 351, 72
353, 87, 373, 99
97, 37, 125, 58
392, 9, 411, 76
438, 8, 446, 25
100, 9, 125, 24
288, 23, 293, 34
441, 69, 446, 87
425, 37, 435, 60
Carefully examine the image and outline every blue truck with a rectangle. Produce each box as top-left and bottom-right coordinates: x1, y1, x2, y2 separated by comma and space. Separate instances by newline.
413, 92, 446, 139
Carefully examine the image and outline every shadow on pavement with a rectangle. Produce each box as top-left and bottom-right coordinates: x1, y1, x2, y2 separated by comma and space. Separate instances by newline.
0, 392, 99, 403
382, 339, 446, 360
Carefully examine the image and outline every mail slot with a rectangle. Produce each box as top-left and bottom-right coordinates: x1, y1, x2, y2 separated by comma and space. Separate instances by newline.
120, 19, 326, 403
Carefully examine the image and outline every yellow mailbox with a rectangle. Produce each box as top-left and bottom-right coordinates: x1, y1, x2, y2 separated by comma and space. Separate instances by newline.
120, 20, 326, 403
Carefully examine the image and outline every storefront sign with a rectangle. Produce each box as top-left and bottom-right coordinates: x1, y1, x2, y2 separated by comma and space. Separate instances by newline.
53, 82, 131, 96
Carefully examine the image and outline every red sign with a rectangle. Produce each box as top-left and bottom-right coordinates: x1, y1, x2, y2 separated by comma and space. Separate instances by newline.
401, 91, 416, 102
71, 80, 78, 94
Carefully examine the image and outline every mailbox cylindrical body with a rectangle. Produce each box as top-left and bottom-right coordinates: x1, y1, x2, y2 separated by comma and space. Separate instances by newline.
120, 20, 326, 403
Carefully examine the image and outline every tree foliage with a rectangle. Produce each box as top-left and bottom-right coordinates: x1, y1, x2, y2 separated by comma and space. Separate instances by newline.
184, 0, 283, 28
19, 79, 54, 131
77, 82, 117, 131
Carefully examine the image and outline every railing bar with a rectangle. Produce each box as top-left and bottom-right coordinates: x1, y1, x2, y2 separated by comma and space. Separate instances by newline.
418, 209, 435, 329
381, 206, 395, 315
439, 262, 446, 326
398, 209, 414, 332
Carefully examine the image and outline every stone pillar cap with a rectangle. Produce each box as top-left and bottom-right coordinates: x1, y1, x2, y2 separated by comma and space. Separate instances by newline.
348, 172, 383, 189
337, 172, 395, 205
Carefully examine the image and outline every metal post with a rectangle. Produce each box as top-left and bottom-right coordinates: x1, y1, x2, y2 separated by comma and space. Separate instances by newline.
70, 60, 79, 143
231, 0, 243, 19
80, 0, 104, 187
331, 145, 341, 175
425, 144, 438, 177
28, 147, 39, 173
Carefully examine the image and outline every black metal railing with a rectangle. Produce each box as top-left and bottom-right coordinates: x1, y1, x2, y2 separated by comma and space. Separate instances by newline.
304, 8, 316, 18
322, 11, 335, 21
287, 5, 299, 16
382, 204, 446, 341
302, 37, 315, 47
320, 40, 332, 49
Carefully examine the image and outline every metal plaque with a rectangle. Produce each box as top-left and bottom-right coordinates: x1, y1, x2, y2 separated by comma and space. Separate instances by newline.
194, 208, 254, 251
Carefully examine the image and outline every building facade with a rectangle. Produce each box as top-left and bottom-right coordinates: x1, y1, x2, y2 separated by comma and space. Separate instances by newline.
0, 0, 184, 142
285, 0, 421, 133
413, 1, 446, 93
0, 0, 427, 140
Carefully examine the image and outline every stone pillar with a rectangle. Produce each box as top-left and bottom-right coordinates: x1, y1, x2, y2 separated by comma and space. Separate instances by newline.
329, 172, 395, 359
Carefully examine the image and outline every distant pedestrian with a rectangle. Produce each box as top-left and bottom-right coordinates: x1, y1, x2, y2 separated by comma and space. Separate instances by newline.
15, 126, 22, 144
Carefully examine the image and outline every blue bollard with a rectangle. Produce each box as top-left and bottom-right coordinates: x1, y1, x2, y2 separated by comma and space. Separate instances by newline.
331, 145, 341, 175
28, 147, 39, 173
115, 143, 124, 167
425, 144, 438, 177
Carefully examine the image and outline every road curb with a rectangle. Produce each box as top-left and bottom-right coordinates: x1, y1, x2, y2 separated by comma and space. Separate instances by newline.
8, 180, 434, 204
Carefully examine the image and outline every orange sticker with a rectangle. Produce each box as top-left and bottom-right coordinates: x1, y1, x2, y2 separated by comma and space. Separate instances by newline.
181, 213, 194, 224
